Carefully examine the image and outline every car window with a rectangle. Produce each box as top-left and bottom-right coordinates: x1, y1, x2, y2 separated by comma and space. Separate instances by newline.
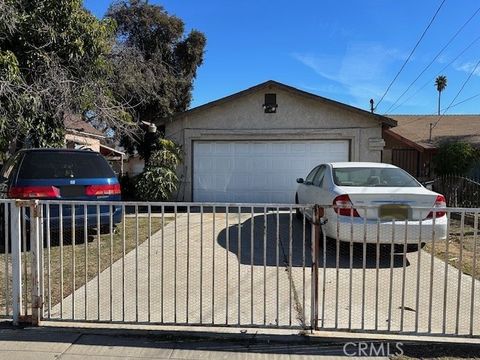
305, 166, 319, 184
332, 167, 421, 187
312, 166, 326, 187
17, 152, 116, 179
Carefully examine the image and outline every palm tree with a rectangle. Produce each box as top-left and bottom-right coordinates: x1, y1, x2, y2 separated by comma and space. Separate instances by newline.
435, 75, 447, 115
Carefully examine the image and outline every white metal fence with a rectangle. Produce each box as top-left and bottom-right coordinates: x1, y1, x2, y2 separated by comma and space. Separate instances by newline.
1, 199, 479, 339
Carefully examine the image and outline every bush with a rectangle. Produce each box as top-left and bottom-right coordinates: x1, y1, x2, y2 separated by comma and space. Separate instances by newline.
433, 142, 479, 176
134, 139, 182, 201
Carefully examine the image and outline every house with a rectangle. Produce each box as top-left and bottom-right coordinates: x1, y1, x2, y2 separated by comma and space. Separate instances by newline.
383, 115, 480, 180
159, 80, 396, 203
64, 114, 105, 152
64, 114, 126, 175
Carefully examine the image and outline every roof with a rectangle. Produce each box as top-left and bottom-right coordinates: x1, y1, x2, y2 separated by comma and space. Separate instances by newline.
163, 80, 397, 127
386, 114, 480, 150
19, 148, 99, 154
64, 114, 105, 138
100, 144, 126, 156
330, 162, 397, 168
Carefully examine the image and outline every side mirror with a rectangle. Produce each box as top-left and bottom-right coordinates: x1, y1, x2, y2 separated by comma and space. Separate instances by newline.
296, 178, 304, 184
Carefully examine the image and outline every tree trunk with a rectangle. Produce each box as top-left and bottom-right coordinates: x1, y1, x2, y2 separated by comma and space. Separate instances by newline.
437, 90, 441, 115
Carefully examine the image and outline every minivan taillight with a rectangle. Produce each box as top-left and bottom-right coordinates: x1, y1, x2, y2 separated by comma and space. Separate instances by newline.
8, 186, 60, 199
426, 195, 447, 219
85, 184, 121, 196
333, 194, 360, 217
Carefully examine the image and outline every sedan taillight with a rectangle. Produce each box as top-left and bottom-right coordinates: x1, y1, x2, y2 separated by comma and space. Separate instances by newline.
85, 184, 121, 196
426, 194, 447, 219
333, 194, 360, 217
8, 186, 60, 199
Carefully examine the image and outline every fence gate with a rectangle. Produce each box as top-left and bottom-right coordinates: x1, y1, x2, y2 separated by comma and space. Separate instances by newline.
6, 200, 317, 330
3, 199, 480, 339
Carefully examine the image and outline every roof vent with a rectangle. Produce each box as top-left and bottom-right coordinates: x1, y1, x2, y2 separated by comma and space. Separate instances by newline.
263, 93, 277, 113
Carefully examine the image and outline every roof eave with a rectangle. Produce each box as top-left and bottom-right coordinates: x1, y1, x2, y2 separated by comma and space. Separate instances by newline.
384, 128, 434, 152
157, 80, 398, 127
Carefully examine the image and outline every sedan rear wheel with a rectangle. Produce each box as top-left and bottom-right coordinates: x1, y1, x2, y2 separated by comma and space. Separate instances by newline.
295, 194, 302, 220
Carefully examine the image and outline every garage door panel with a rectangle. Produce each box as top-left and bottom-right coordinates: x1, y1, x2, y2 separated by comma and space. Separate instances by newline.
193, 140, 349, 203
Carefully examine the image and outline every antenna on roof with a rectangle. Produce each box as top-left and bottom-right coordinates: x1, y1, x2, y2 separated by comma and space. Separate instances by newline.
370, 99, 375, 113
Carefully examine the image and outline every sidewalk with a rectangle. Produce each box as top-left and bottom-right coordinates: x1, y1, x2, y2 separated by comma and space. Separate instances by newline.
0, 323, 376, 360
2, 322, 480, 359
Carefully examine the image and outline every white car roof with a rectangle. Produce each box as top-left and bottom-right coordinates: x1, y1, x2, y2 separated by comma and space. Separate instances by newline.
329, 162, 399, 169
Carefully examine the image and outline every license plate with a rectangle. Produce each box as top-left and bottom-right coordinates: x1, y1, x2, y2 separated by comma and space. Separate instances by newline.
379, 204, 410, 221
59, 186, 85, 197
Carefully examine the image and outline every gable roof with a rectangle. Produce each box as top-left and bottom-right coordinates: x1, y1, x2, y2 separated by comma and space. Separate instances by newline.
64, 114, 105, 138
163, 80, 397, 127
387, 114, 480, 149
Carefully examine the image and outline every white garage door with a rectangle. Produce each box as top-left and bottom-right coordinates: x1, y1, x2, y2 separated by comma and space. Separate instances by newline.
193, 140, 349, 203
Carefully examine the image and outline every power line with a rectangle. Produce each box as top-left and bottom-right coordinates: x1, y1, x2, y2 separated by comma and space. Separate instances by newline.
384, 5, 480, 114
388, 33, 480, 114
375, 0, 447, 111
447, 92, 480, 109
388, 93, 480, 128
432, 57, 480, 128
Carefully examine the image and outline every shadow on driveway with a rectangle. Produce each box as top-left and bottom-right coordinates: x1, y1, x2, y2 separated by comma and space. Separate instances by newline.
217, 213, 407, 269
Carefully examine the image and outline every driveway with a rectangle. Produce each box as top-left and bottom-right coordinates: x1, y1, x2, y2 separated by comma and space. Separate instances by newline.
52, 210, 480, 336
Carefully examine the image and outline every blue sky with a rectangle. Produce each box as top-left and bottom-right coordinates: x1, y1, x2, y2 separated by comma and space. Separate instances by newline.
84, 0, 480, 115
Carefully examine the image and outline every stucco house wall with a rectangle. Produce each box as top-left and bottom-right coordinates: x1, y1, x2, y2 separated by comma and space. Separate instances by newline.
162, 81, 392, 201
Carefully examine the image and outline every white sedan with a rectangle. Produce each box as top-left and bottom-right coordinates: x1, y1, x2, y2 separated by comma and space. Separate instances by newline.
295, 162, 447, 247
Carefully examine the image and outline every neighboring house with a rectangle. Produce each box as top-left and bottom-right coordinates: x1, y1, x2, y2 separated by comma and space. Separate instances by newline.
64, 115, 126, 176
64, 114, 105, 152
125, 153, 145, 177
383, 115, 480, 180
158, 80, 396, 203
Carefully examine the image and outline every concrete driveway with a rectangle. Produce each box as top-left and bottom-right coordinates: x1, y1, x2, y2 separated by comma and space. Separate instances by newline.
52, 210, 480, 336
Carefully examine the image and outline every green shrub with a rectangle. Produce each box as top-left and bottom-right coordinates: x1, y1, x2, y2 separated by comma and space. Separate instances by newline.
433, 142, 480, 175
134, 139, 182, 201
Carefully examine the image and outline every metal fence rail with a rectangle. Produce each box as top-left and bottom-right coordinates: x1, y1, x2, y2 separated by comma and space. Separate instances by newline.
1, 199, 479, 339
34, 201, 315, 329
1, 201, 12, 319
313, 205, 479, 337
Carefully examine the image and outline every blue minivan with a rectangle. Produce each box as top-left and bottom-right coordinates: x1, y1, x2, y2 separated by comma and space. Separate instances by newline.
0, 149, 122, 235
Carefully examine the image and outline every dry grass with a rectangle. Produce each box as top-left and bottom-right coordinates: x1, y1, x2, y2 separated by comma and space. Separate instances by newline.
0, 216, 169, 314
424, 218, 480, 281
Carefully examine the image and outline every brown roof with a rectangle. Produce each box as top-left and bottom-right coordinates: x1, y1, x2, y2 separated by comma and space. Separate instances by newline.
162, 80, 397, 127
387, 114, 480, 149
64, 114, 105, 138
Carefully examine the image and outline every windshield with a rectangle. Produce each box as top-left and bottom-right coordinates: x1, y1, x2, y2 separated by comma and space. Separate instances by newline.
332, 167, 421, 187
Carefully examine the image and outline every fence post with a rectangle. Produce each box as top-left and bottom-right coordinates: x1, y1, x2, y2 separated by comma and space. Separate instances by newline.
10, 201, 22, 326
30, 200, 42, 326
310, 205, 320, 331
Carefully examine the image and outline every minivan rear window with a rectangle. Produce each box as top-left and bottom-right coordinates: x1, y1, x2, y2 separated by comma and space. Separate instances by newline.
18, 152, 116, 179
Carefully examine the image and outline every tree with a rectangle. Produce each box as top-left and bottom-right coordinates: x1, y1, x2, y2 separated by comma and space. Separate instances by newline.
107, 0, 206, 199
0, 0, 131, 154
435, 75, 447, 115
433, 142, 479, 175
107, 0, 206, 125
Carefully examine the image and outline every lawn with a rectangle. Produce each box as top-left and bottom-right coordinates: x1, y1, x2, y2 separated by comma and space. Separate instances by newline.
0, 215, 170, 315
424, 217, 479, 281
